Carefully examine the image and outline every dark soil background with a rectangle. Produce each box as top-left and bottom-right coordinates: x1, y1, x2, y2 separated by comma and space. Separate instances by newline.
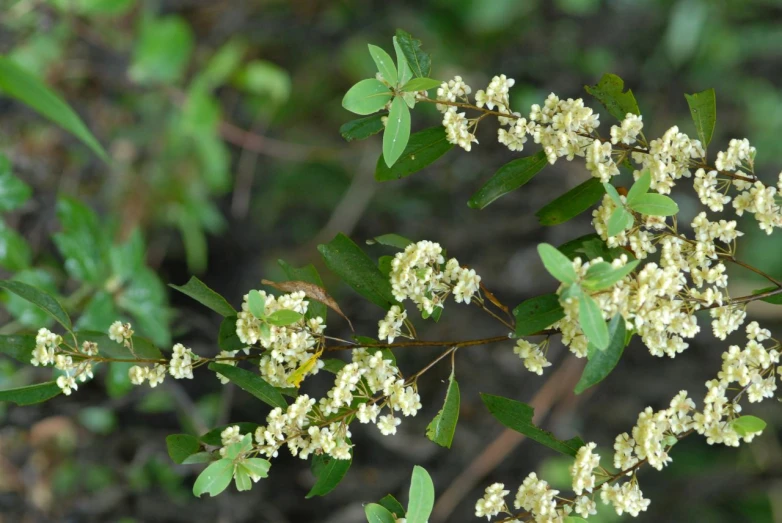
1, 1, 782, 522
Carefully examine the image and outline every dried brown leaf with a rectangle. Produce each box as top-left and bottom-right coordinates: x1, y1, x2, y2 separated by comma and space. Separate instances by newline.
261, 279, 354, 331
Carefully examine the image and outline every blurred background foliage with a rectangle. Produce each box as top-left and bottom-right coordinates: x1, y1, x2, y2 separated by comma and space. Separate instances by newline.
1, 0, 782, 521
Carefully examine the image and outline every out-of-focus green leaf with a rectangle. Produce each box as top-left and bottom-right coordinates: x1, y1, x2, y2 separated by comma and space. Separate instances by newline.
0, 56, 109, 161
367, 234, 414, 249
129, 16, 194, 85
480, 394, 585, 456
233, 60, 291, 104
375, 127, 453, 181
584, 73, 640, 121
197, 38, 247, 89
76, 331, 163, 360
469, 151, 548, 209
318, 233, 396, 310
0, 381, 61, 405
0, 155, 31, 212
732, 415, 767, 436
116, 267, 170, 347
0, 334, 35, 364
0, 279, 71, 331
536, 178, 605, 226
751, 287, 782, 305
0, 219, 31, 271
3, 269, 58, 328
53, 196, 107, 284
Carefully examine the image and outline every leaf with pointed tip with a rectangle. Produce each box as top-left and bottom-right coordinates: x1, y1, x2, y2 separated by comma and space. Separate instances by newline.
607, 207, 634, 237
627, 193, 679, 216
731, 415, 766, 436
582, 260, 639, 291
265, 309, 303, 326
575, 314, 626, 394
367, 234, 414, 249
169, 276, 235, 317
0, 56, 108, 161
536, 178, 605, 226
537, 244, 577, 284
426, 372, 460, 448
306, 452, 352, 498
401, 77, 441, 92
0, 280, 71, 331
0, 334, 35, 363
751, 287, 782, 305
166, 434, 201, 464
394, 30, 431, 78
376, 127, 453, 181
365, 503, 397, 523
468, 152, 547, 209
626, 171, 652, 205
383, 97, 411, 167
480, 393, 585, 456
579, 295, 609, 350
685, 88, 716, 148
379, 494, 406, 518
513, 294, 565, 336
207, 363, 287, 409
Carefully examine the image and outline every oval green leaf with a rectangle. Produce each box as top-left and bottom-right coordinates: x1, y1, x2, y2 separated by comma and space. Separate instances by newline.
426, 372, 460, 448
0, 381, 61, 405
368, 44, 397, 85
513, 293, 565, 337
575, 314, 626, 394
537, 244, 577, 284
365, 503, 397, 523
383, 97, 411, 167
578, 295, 609, 350
0, 280, 71, 331
685, 88, 716, 149
166, 434, 201, 464
169, 276, 236, 317
340, 114, 386, 142
627, 193, 679, 216
468, 151, 548, 209
342, 79, 392, 116
401, 77, 442, 92
376, 126, 453, 181
193, 458, 234, 497
407, 465, 435, 523
536, 178, 605, 226
207, 363, 287, 409
265, 309, 303, 326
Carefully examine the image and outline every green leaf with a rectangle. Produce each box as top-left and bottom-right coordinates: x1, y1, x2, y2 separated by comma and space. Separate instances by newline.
406, 465, 435, 523
196, 37, 247, 88
306, 453, 352, 498
536, 178, 605, 226
234, 465, 252, 492
242, 457, 271, 478
0, 219, 32, 271
207, 363, 287, 409
395, 30, 431, 78
378, 494, 406, 518
368, 44, 398, 86
582, 260, 639, 291
0, 280, 71, 331
564, 518, 589, 523
607, 207, 634, 237
602, 182, 623, 207
468, 151, 548, 209
0, 56, 108, 162
322, 358, 347, 374
383, 97, 411, 167
751, 287, 782, 305
193, 458, 233, 497
182, 452, 213, 465
626, 171, 651, 205
579, 295, 609, 351
278, 259, 328, 321
129, 16, 194, 85
560, 283, 583, 301
365, 503, 397, 523
426, 371, 460, 448
169, 276, 235, 317
537, 244, 577, 284
0, 381, 61, 405
224, 434, 253, 460
76, 331, 163, 360
367, 233, 414, 249
375, 127, 454, 181
340, 114, 386, 142
574, 314, 626, 394
732, 415, 767, 437
480, 393, 585, 456
53, 196, 107, 285
218, 315, 246, 352
247, 290, 266, 319
393, 36, 414, 86
265, 309, 303, 326
627, 193, 679, 216
233, 60, 291, 104
342, 79, 392, 115
0, 334, 35, 363
166, 434, 201, 465
584, 73, 641, 121
513, 294, 565, 336
0, 156, 31, 212
318, 233, 396, 310
401, 77, 442, 92
685, 88, 716, 148
199, 423, 260, 446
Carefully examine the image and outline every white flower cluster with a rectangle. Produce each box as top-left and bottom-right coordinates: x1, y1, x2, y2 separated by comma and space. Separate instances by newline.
108, 320, 134, 346
389, 240, 481, 315
732, 179, 782, 234
378, 305, 407, 343
235, 290, 326, 387
610, 113, 644, 145
31, 328, 96, 395
214, 347, 419, 464
529, 94, 601, 165
716, 138, 755, 172
128, 363, 167, 387
437, 76, 478, 151
513, 339, 550, 375
570, 442, 600, 495
631, 125, 704, 194
169, 343, 198, 379
474, 483, 509, 520
694, 169, 732, 212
